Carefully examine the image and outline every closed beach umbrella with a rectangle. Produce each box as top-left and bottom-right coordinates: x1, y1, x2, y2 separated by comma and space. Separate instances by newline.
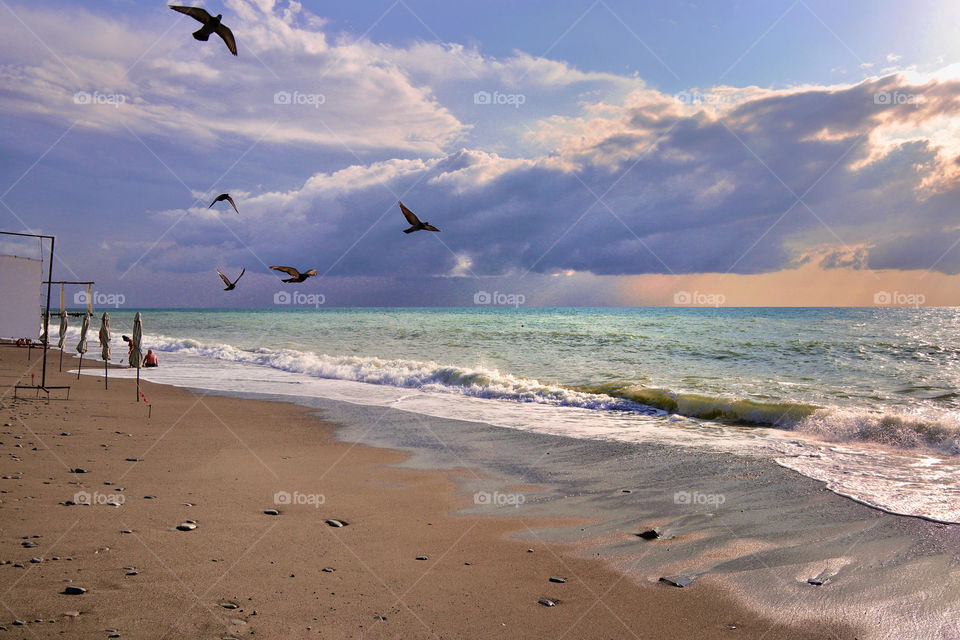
99, 312, 111, 389
57, 312, 67, 349
57, 312, 67, 371
130, 312, 143, 401
76, 313, 90, 378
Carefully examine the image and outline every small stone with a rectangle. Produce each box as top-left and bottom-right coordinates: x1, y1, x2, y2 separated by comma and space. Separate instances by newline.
637, 529, 660, 540
21, 541, 36, 548
527, 549, 534, 553
121, 530, 133, 534
63, 586, 87, 595
807, 579, 824, 586
263, 509, 279, 516
659, 575, 693, 588
144, 495, 155, 499
537, 599, 556, 607
71, 468, 87, 473
12, 620, 25, 626
621, 489, 632, 493
374, 615, 387, 621
415, 555, 428, 561
321, 567, 335, 573
30, 557, 42, 563
60, 432, 70, 436
548, 576, 566, 583
176, 523, 196, 531
125, 458, 140, 462
229, 618, 246, 625
220, 603, 239, 610
325, 519, 347, 527
62, 611, 80, 618
126, 571, 138, 576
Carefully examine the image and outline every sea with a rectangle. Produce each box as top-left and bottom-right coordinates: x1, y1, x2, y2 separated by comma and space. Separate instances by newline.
70, 307, 960, 524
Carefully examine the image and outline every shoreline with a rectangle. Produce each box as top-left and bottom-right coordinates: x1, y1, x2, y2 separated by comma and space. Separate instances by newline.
0, 344, 909, 638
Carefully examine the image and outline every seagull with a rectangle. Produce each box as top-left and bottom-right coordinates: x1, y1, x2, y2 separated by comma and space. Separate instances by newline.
269, 265, 318, 283
169, 5, 238, 56
208, 193, 239, 214
216, 267, 245, 291
398, 201, 441, 234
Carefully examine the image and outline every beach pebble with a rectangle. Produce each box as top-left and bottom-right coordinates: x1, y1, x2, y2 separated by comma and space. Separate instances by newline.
220, 603, 239, 610
60, 432, 70, 436
230, 618, 246, 626
621, 489, 632, 493
12, 619, 25, 626
126, 571, 138, 576
263, 509, 279, 516
321, 567, 335, 573
30, 557, 42, 563
63, 586, 87, 595
325, 519, 347, 527
415, 555, 428, 561
659, 575, 693, 588
21, 541, 36, 548
143, 495, 155, 499
527, 549, 534, 553
71, 468, 87, 473
62, 611, 80, 618
374, 615, 387, 621
807, 579, 824, 586
176, 523, 196, 531
125, 457, 140, 462
537, 599, 556, 607
121, 530, 133, 534
636, 529, 660, 540
548, 576, 566, 583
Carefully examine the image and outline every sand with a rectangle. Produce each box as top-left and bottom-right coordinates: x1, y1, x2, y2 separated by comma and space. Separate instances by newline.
0, 344, 860, 639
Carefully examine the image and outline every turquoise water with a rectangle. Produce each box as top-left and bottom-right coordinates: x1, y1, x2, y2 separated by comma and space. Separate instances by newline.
94, 307, 959, 435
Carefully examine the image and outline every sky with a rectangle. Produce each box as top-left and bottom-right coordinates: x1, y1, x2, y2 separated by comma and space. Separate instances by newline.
1, 0, 959, 307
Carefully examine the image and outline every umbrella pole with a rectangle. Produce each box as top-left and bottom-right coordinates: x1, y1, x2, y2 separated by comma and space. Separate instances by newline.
136, 367, 140, 403
59, 348, 63, 372
77, 354, 83, 379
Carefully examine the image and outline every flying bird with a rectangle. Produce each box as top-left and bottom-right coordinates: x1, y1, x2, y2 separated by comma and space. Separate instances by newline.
208, 193, 239, 214
398, 201, 441, 233
269, 265, 318, 283
169, 5, 238, 56
216, 267, 245, 291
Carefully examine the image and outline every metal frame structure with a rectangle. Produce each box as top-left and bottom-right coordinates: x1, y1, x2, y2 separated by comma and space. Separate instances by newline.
1, 231, 71, 398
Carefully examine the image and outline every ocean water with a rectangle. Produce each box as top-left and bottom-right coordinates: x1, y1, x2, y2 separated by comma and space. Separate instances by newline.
72, 307, 960, 523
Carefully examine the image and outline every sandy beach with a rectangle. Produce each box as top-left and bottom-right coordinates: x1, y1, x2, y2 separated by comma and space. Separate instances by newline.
0, 344, 868, 639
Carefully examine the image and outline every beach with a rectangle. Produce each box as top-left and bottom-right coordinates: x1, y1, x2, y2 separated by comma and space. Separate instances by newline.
0, 344, 876, 639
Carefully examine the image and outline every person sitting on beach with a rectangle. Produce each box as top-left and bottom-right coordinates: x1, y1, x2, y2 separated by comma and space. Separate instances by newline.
143, 349, 159, 368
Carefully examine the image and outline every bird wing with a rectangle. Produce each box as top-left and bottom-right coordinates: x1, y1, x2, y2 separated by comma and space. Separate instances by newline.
398, 201, 421, 225
235, 267, 246, 283
216, 269, 232, 287
423, 224, 441, 232
169, 5, 212, 23
224, 194, 239, 214
216, 24, 238, 55
208, 195, 220, 208
269, 265, 300, 278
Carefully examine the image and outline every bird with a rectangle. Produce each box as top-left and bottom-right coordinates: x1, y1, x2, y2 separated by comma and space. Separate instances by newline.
208, 193, 239, 214
169, 6, 238, 56
216, 267, 245, 291
398, 201, 441, 233
269, 265, 318, 283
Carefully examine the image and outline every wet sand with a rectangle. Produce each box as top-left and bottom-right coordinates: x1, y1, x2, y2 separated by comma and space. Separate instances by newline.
0, 344, 862, 639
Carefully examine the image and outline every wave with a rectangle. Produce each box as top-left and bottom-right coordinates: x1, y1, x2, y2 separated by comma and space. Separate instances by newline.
144, 333, 960, 456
